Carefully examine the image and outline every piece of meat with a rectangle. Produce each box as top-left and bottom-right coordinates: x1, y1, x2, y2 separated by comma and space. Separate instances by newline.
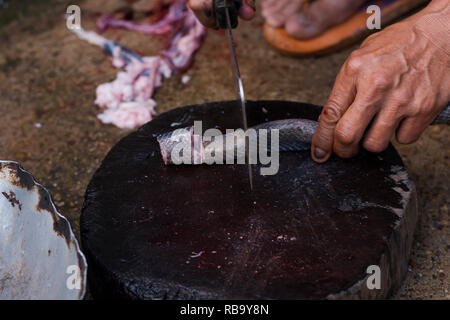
97, 0, 186, 35
69, 0, 206, 129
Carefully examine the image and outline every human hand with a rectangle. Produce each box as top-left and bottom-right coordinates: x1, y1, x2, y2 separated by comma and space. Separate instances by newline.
311, 0, 450, 163
188, 0, 256, 28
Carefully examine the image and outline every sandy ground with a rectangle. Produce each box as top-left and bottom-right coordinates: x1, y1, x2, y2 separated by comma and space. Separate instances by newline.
0, 0, 447, 299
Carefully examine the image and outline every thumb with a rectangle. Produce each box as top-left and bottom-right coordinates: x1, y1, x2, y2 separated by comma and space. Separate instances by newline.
240, 0, 256, 20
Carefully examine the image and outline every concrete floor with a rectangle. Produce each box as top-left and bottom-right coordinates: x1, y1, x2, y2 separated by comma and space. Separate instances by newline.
0, 0, 448, 299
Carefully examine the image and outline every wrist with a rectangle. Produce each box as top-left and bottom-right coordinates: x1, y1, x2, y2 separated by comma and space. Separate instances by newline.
414, 0, 450, 55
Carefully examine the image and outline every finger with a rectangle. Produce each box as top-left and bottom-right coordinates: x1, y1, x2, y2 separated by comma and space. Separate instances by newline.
396, 116, 429, 145
333, 94, 379, 158
240, 0, 256, 20
311, 69, 357, 163
189, 0, 218, 28
362, 107, 402, 153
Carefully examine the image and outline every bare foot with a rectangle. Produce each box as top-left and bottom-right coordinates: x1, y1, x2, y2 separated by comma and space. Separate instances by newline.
262, 0, 306, 28
263, 0, 367, 39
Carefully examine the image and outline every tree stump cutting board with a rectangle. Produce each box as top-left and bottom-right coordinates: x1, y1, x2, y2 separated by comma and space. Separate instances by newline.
81, 100, 418, 299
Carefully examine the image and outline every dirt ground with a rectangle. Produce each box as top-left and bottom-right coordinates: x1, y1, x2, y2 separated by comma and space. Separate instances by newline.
0, 0, 448, 299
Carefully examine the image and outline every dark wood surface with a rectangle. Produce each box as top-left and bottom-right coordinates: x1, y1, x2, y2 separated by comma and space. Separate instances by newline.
81, 100, 418, 299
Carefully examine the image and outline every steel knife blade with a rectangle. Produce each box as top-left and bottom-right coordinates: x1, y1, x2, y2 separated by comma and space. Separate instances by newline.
224, 5, 253, 191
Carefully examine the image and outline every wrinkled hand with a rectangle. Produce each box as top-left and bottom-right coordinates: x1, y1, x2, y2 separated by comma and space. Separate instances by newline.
188, 0, 256, 28
311, 0, 450, 163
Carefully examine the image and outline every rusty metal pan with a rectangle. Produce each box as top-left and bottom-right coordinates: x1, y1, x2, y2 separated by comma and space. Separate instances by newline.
0, 161, 87, 300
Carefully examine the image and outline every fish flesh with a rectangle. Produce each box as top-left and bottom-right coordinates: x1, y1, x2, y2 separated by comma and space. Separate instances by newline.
157, 118, 318, 165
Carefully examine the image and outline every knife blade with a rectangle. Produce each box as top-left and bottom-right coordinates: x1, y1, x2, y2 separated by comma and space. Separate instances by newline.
223, 4, 254, 191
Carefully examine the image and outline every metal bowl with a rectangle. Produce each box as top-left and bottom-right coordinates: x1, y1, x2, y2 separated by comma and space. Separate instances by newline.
0, 161, 87, 300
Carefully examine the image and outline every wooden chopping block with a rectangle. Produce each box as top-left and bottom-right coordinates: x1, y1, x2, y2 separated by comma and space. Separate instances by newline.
81, 100, 419, 299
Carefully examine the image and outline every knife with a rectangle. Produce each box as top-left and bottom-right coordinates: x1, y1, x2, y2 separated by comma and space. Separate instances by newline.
214, 0, 254, 191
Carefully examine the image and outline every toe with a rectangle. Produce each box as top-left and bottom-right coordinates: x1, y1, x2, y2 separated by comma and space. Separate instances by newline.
285, 0, 366, 39
262, 0, 305, 28
285, 12, 324, 39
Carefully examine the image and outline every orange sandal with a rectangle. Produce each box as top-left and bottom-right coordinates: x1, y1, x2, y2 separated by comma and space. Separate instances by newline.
263, 0, 429, 57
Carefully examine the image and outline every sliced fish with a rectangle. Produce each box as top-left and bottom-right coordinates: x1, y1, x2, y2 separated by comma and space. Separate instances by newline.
157, 118, 318, 165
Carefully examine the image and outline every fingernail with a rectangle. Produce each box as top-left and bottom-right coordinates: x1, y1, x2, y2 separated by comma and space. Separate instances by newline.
314, 147, 327, 159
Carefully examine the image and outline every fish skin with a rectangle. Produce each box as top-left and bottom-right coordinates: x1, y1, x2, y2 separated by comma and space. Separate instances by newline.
157, 119, 318, 165
252, 119, 318, 152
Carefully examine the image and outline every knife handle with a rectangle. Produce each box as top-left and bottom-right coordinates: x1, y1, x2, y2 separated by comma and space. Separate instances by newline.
214, 0, 242, 29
